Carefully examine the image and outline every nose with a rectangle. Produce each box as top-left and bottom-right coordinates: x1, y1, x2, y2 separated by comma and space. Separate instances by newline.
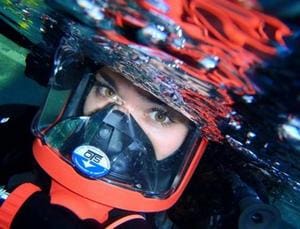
112, 104, 130, 115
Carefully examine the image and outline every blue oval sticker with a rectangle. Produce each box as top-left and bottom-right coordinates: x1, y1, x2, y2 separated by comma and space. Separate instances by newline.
72, 145, 111, 179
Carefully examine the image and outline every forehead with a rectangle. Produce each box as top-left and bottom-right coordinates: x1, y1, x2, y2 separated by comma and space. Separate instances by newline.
96, 67, 165, 105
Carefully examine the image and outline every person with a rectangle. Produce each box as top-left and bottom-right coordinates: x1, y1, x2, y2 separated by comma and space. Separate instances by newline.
0, 0, 294, 228
0, 33, 207, 228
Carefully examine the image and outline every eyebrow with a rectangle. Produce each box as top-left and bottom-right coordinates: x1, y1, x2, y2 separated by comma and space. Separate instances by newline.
96, 71, 117, 90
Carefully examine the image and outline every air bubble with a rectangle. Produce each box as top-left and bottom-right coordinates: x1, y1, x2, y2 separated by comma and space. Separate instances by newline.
0, 117, 10, 124
242, 95, 254, 103
197, 56, 220, 70
247, 132, 256, 138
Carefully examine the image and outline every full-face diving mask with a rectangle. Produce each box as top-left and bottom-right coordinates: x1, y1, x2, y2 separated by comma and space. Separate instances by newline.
32, 34, 208, 211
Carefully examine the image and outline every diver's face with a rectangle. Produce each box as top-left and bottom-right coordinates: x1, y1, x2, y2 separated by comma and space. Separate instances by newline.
84, 67, 189, 160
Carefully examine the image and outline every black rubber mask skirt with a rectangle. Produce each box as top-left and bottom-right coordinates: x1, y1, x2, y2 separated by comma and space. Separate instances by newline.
44, 104, 186, 197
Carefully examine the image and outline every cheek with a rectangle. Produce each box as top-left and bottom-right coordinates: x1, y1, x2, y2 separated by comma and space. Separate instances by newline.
83, 93, 93, 115
83, 89, 107, 115
144, 124, 189, 160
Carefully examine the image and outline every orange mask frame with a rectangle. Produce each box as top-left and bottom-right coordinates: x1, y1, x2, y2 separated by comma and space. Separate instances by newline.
33, 138, 208, 214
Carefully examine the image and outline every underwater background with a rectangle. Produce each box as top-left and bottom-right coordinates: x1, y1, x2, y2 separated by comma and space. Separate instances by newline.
1, 0, 300, 228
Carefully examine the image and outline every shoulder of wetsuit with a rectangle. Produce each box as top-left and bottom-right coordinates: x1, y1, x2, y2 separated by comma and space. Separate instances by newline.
10, 190, 102, 229
0, 104, 39, 185
5, 166, 51, 193
12, 193, 151, 229
1, 169, 100, 228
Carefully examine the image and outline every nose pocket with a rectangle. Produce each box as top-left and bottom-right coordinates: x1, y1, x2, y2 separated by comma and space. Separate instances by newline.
109, 150, 135, 182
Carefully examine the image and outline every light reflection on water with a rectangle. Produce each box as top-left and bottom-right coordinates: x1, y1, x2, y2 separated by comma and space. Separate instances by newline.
220, 48, 300, 224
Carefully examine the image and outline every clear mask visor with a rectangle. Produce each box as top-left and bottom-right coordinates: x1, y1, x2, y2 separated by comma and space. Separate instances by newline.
34, 67, 201, 198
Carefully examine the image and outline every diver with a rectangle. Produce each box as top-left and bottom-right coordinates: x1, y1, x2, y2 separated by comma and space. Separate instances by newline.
0, 33, 207, 228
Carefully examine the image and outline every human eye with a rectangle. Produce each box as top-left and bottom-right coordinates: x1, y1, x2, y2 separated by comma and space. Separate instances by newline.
149, 107, 174, 126
95, 82, 118, 100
